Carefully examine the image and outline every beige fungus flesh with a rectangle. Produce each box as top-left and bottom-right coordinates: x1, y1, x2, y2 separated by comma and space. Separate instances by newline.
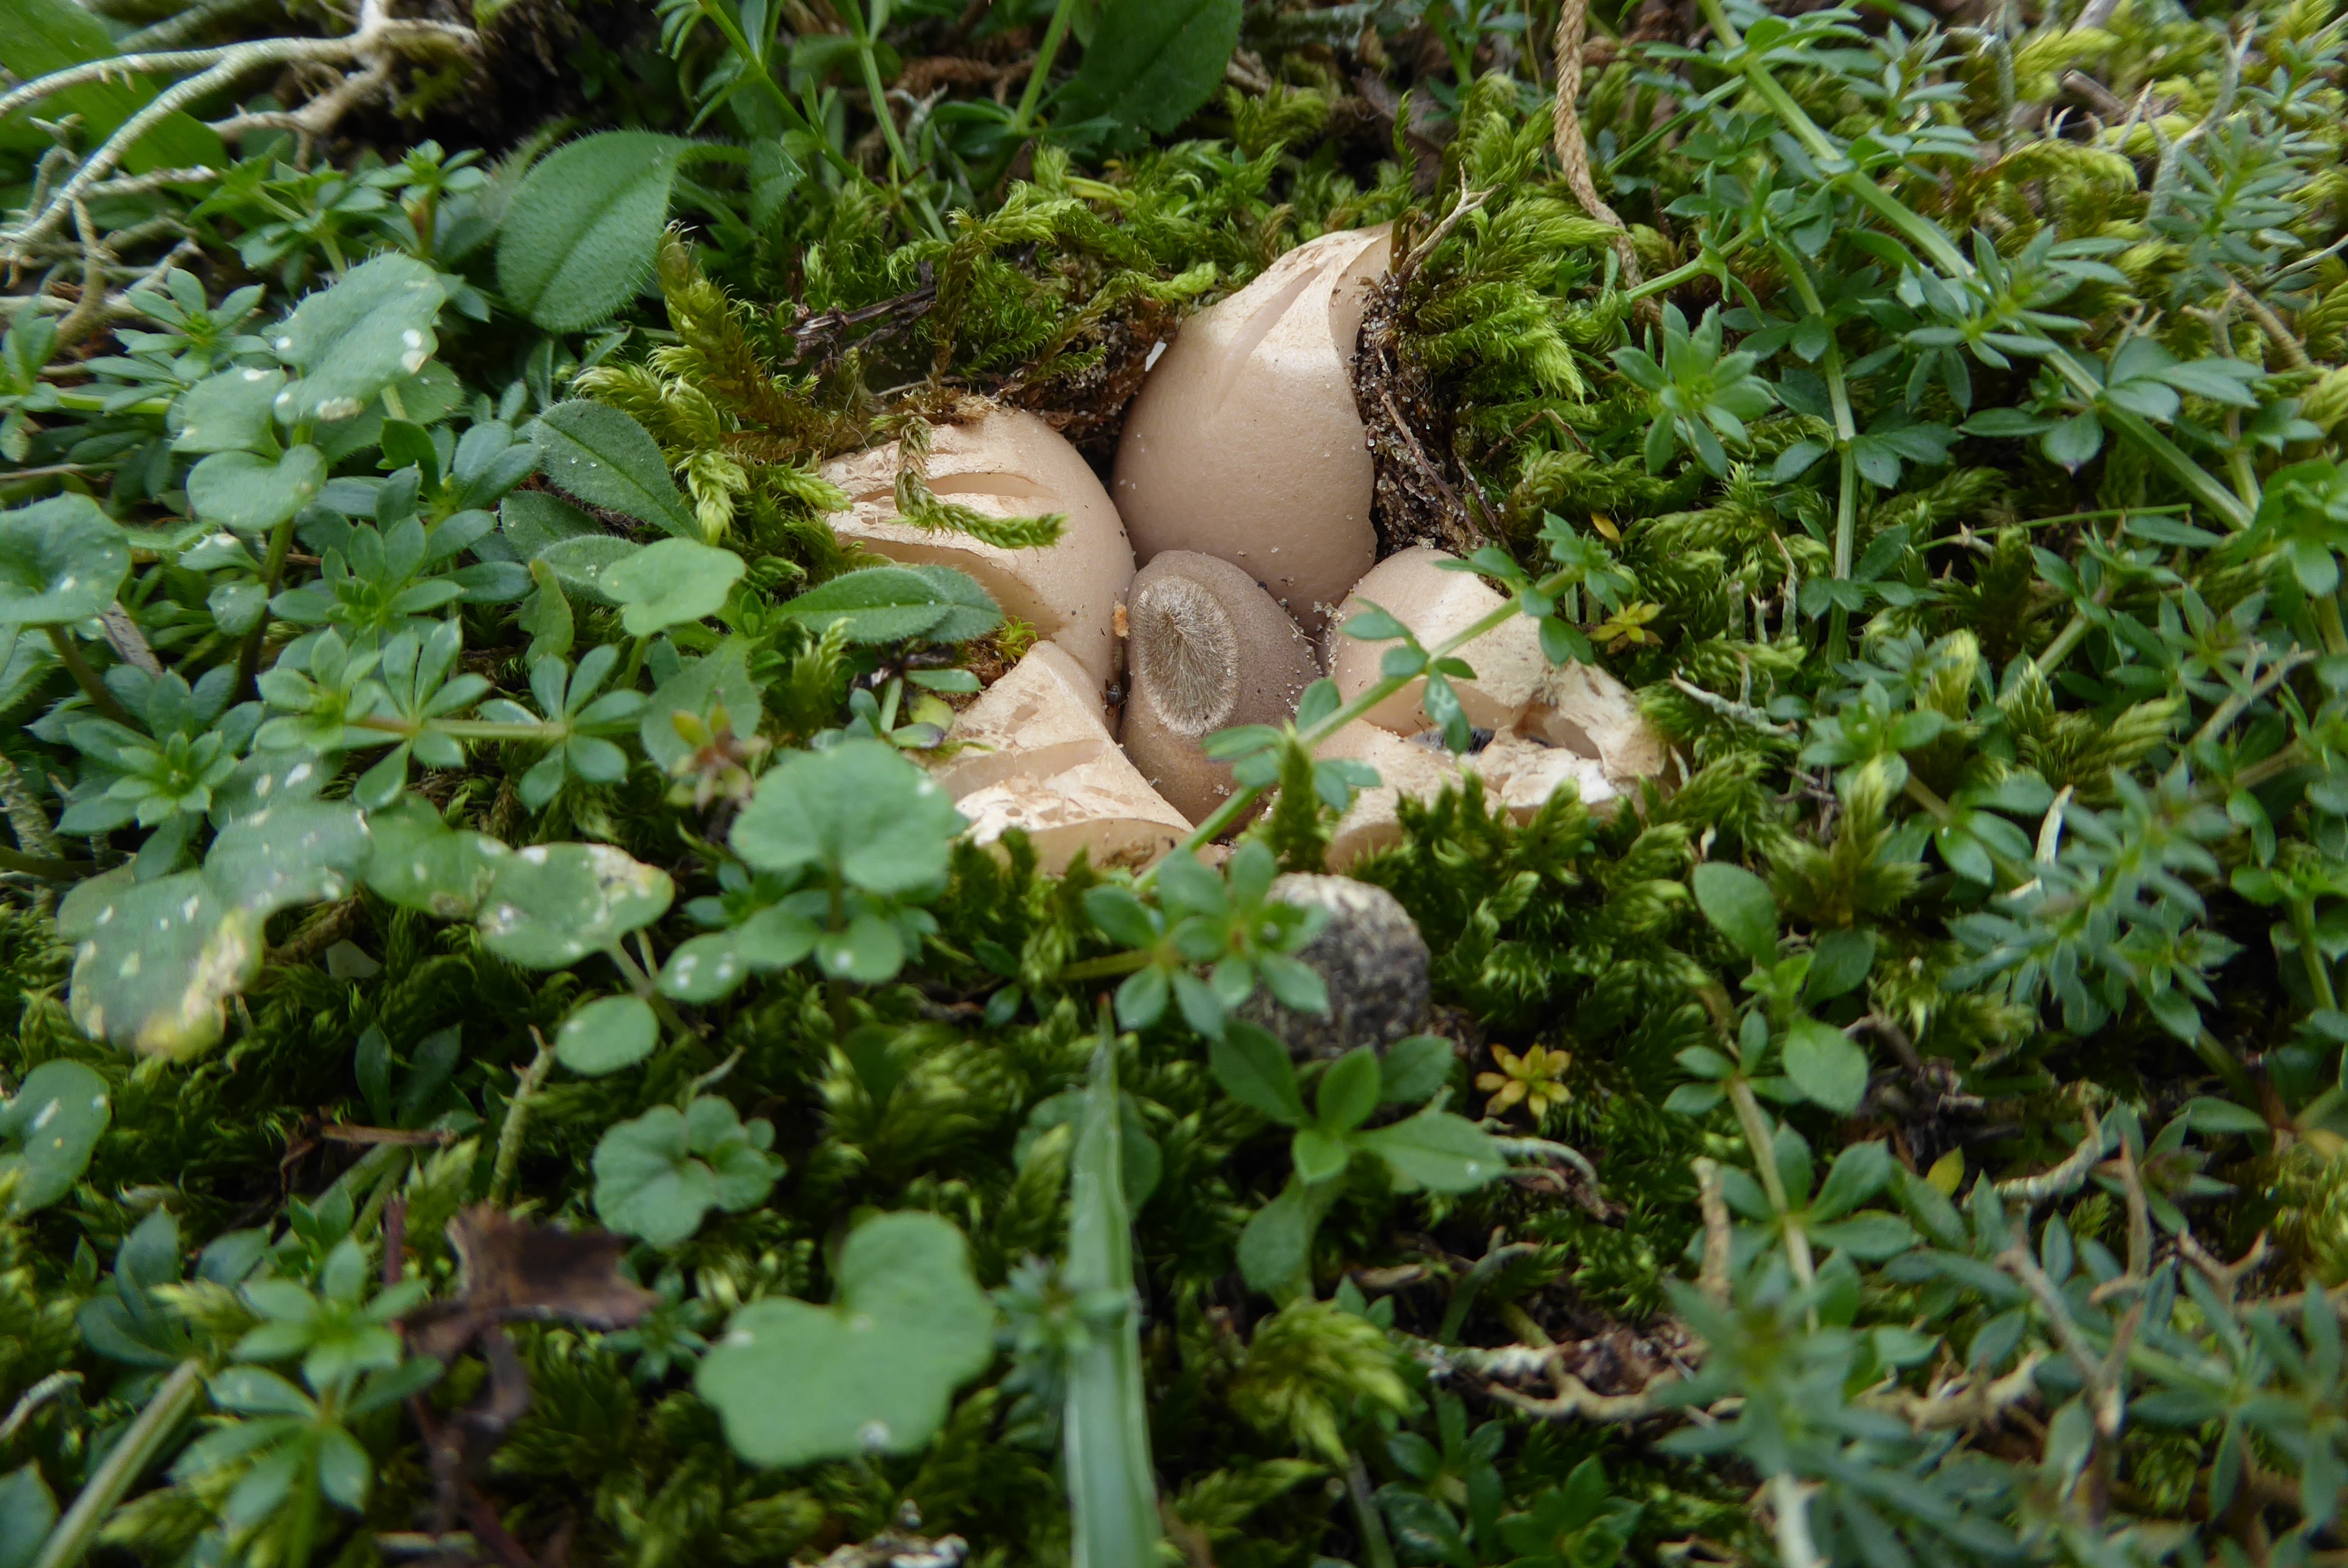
821, 409, 1135, 692
1111, 227, 1391, 634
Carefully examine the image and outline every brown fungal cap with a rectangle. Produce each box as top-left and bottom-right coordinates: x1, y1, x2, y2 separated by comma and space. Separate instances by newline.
1119, 550, 1320, 825
1111, 227, 1391, 633
822, 408, 1135, 692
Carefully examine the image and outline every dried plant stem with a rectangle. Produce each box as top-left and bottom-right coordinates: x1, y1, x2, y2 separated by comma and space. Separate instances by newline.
1551, 0, 1642, 285
0, 0, 476, 263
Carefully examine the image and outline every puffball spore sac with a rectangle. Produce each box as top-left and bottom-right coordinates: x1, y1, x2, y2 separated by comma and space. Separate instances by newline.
1119, 550, 1320, 825
1111, 226, 1391, 634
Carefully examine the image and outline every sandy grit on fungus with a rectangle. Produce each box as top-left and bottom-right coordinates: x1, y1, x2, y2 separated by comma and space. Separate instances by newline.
1111, 226, 1391, 634
822, 408, 1135, 692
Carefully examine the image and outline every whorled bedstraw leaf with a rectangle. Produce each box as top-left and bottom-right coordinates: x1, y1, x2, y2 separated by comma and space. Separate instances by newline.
362, 796, 511, 918
0, 494, 130, 624
57, 870, 262, 1059
172, 367, 285, 454
696, 1211, 994, 1468
0, 1060, 111, 1214
269, 252, 446, 425
731, 739, 963, 895
527, 401, 699, 540
1782, 1016, 1869, 1115
1354, 1107, 1506, 1192
592, 1096, 781, 1246
186, 445, 326, 535
554, 993, 660, 1076
602, 538, 745, 637
474, 842, 674, 969
1691, 861, 1778, 965
641, 640, 763, 774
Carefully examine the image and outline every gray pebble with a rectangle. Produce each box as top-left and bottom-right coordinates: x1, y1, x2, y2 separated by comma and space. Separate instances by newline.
1237, 873, 1431, 1060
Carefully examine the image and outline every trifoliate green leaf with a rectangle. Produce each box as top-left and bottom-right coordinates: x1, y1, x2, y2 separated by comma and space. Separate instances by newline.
362, 796, 510, 919
555, 994, 660, 1076
57, 870, 261, 1059
696, 1212, 994, 1467
731, 739, 962, 895
593, 1096, 780, 1246
172, 367, 285, 454
474, 843, 674, 969
269, 252, 446, 425
602, 538, 745, 637
0, 494, 130, 625
186, 445, 326, 535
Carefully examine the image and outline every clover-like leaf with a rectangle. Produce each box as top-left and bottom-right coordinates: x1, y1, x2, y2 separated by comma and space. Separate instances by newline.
269, 252, 446, 425
173, 367, 286, 454
696, 1212, 994, 1467
187, 445, 326, 534
362, 796, 510, 918
593, 1096, 780, 1246
58, 870, 263, 1059
555, 994, 659, 1076
731, 739, 963, 896
641, 640, 764, 775
475, 842, 674, 969
0, 1061, 111, 1214
657, 906, 821, 1003
204, 799, 372, 915
0, 494, 130, 626
601, 538, 745, 637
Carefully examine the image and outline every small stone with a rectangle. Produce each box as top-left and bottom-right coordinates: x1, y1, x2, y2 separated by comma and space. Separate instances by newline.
1237, 873, 1430, 1060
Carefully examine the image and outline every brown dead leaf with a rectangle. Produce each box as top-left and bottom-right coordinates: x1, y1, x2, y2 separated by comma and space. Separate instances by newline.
409, 1206, 656, 1361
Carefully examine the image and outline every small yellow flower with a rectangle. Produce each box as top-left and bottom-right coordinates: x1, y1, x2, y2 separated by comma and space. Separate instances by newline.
1588, 600, 1662, 653
1476, 1043, 1573, 1121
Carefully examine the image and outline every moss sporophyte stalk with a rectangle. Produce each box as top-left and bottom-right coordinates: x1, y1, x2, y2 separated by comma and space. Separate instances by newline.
5, 0, 2348, 1564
